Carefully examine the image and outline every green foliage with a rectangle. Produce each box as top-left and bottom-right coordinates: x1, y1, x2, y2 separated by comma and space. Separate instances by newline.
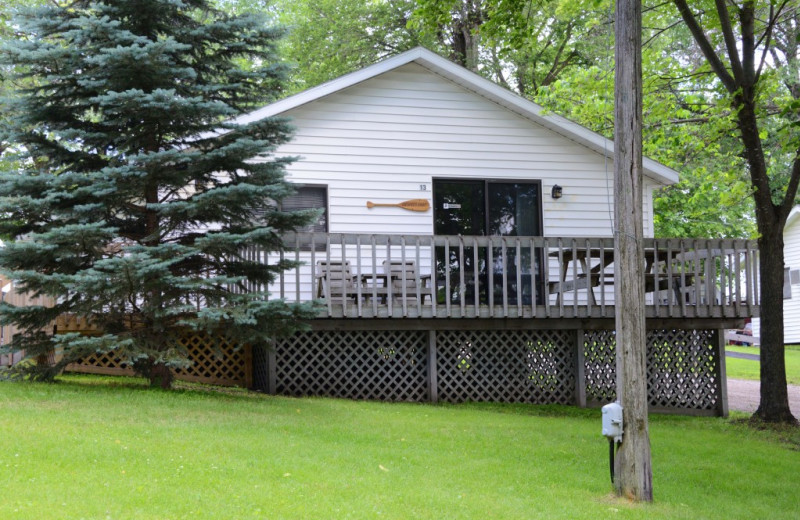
0, 0, 317, 386
276, 0, 433, 93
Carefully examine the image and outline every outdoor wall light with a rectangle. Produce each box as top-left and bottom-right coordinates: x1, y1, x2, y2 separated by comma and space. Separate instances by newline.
551, 184, 563, 199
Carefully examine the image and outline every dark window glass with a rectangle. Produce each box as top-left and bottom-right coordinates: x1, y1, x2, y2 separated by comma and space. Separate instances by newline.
282, 186, 327, 233
433, 180, 485, 236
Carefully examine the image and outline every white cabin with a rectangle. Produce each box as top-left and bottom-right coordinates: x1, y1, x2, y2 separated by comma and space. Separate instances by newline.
239, 47, 678, 240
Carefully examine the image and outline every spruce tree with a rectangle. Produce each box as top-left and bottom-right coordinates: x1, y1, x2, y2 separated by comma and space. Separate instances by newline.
0, 0, 317, 388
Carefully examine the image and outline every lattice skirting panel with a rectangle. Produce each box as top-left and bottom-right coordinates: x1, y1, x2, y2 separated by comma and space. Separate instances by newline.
262, 329, 577, 404
583, 329, 722, 412
436, 330, 576, 404
270, 330, 429, 401
66, 331, 250, 387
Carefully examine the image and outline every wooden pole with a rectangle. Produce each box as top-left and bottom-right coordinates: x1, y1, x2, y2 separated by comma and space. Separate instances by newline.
614, 0, 653, 501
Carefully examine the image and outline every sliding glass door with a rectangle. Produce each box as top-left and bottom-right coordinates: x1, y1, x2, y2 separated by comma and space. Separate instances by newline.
433, 179, 543, 305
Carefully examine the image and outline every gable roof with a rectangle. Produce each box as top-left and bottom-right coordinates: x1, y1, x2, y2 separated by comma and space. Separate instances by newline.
237, 47, 679, 186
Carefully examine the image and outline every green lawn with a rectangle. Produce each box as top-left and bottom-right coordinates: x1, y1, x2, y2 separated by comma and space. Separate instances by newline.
1, 376, 799, 519
725, 345, 800, 385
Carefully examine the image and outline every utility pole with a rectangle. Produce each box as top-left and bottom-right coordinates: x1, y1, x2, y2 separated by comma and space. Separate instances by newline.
614, 0, 653, 501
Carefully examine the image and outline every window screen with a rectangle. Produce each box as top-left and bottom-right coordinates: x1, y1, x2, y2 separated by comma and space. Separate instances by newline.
791, 269, 800, 286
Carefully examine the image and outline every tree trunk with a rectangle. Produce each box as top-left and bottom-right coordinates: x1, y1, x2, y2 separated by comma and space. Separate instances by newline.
614, 0, 653, 501
736, 99, 797, 425
149, 361, 174, 390
755, 222, 797, 423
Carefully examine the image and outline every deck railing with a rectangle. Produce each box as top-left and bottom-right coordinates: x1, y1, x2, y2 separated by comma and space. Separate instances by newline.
243, 233, 760, 320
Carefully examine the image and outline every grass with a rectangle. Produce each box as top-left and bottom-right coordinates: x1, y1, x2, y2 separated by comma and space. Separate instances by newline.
1, 376, 799, 519
725, 345, 800, 385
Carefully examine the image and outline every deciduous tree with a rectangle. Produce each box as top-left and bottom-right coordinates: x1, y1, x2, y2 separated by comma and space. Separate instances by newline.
672, 0, 799, 423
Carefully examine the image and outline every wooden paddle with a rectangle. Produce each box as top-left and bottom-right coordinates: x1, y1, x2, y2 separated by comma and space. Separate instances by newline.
366, 199, 430, 212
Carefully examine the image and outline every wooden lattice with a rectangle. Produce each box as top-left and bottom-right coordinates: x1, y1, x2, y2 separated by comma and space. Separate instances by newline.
583, 330, 617, 404
647, 329, 719, 411
67, 350, 135, 377
173, 333, 249, 387
274, 330, 428, 401
583, 329, 720, 411
436, 330, 575, 404
67, 331, 249, 387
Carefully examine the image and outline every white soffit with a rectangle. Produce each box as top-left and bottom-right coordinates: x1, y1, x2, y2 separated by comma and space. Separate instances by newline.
236, 47, 680, 186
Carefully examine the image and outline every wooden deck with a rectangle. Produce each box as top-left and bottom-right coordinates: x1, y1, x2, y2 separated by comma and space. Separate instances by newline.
245, 233, 760, 322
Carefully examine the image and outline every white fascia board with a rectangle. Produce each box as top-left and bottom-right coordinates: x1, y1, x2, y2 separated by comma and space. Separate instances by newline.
236, 46, 680, 186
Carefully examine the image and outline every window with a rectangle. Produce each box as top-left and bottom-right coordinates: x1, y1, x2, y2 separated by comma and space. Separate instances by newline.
282, 185, 328, 234
282, 185, 328, 251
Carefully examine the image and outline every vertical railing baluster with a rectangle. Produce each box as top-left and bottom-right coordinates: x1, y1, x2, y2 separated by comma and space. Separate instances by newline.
356, 235, 363, 317
340, 234, 348, 318
530, 237, 537, 317
444, 239, 451, 317
459, 235, 466, 318
473, 237, 479, 312
279, 246, 285, 300
692, 239, 701, 315
557, 238, 564, 318
488, 238, 495, 317
666, 240, 673, 317
310, 233, 316, 303
585, 238, 593, 316
516, 237, 523, 317
371, 235, 378, 317
678, 239, 687, 318
415, 236, 422, 316
734, 242, 742, 317
401, 236, 408, 318
386, 237, 393, 317
571, 238, 578, 316
544, 237, 551, 317
295, 233, 301, 303
599, 238, 606, 314
430, 236, 437, 318
744, 243, 752, 315
501, 237, 508, 318
325, 235, 332, 317
706, 239, 714, 316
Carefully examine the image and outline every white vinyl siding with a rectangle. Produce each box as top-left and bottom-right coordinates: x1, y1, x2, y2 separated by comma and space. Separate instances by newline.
257, 63, 663, 238
783, 214, 800, 343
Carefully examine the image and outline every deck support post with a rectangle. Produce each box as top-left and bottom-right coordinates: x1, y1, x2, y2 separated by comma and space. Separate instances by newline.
267, 346, 277, 395
714, 328, 729, 417
575, 329, 586, 407
428, 330, 438, 403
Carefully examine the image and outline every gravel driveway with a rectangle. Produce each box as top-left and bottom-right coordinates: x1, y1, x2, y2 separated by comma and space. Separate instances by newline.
727, 378, 800, 415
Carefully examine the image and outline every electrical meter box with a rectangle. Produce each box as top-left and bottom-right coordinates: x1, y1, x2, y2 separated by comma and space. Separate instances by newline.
601, 402, 623, 442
